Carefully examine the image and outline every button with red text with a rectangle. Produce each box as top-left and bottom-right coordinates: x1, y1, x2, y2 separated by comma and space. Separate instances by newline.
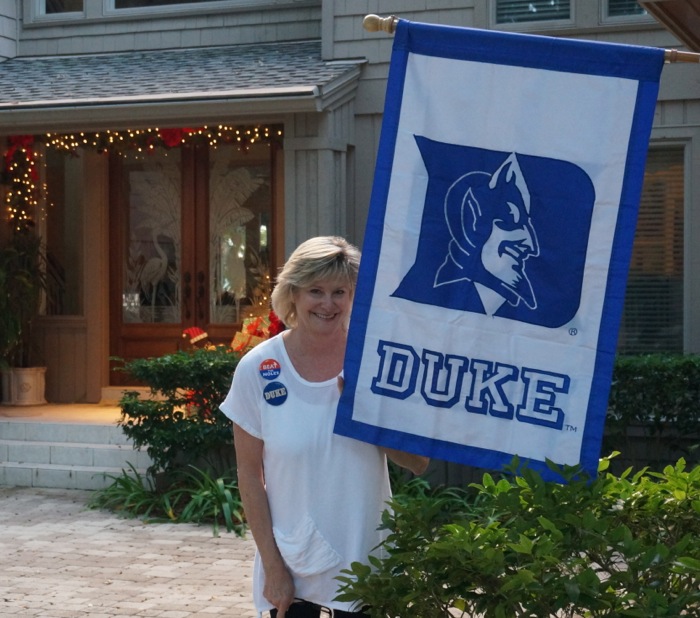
259, 359, 281, 381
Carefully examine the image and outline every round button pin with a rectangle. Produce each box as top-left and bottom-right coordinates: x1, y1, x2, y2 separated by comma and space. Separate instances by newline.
263, 381, 288, 406
259, 358, 281, 381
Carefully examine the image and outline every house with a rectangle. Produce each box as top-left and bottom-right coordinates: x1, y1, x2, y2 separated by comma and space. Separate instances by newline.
0, 0, 697, 404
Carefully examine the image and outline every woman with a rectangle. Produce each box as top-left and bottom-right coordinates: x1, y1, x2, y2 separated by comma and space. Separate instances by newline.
220, 236, 428, 618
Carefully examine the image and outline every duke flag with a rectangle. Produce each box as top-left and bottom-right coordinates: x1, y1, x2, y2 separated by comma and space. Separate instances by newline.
334, 20, 665, 480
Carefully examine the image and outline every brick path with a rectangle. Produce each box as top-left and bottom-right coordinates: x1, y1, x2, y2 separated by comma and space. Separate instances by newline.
0, 487, 257, 617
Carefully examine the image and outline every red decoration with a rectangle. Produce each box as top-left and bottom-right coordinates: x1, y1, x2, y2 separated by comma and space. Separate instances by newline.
182, 326, 209, 345
268, 311, 285, 336
231, 310, 285, 353
4, 135, 37, 179
158, 128, 197, 148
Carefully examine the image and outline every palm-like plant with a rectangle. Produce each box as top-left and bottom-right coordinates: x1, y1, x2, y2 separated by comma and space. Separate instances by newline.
0, 230, 46, 368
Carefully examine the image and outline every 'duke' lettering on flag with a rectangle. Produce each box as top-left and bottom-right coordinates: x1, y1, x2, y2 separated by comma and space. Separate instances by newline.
335, 19, 665, 480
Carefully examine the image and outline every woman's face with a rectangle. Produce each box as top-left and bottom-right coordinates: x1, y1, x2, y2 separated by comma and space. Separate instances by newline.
292, 277, 353, 337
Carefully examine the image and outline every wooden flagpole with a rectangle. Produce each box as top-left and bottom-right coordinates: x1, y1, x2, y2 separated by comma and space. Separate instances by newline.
663, 49, 700, 63
362, 14, 700, 63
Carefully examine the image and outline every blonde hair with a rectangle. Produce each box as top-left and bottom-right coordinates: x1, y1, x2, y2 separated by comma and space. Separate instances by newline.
271, 236, 361, 328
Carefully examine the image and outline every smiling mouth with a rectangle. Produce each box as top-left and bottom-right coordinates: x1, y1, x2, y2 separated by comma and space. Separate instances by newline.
313, 312, 336, 320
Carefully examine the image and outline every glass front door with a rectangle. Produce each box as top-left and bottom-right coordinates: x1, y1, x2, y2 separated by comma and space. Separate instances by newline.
208, 144, 273, 326
121, 148, 182, 326
109, 141, 279, 383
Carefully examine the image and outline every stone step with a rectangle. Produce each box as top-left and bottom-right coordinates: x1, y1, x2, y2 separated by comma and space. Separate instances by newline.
0, 420, 132, 445
0, 438, 152, 469
0, 461, 148, 491
0, 417, 153, 491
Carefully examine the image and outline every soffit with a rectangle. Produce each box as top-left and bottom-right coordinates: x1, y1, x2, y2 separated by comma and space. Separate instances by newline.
639, 0, 700, 51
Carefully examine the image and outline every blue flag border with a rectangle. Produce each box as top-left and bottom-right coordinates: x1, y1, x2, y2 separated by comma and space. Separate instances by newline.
335, 20, 665, 481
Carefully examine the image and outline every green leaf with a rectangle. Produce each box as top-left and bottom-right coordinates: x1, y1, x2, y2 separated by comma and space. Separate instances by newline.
507, 534, 533, 555
673, 556, 700, 572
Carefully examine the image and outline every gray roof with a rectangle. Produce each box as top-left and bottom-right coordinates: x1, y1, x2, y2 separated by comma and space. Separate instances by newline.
0, 40, 364, 131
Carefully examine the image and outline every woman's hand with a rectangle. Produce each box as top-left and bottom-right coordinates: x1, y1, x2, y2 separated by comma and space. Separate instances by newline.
263, 562, 295, 617
383, 447, 430, 475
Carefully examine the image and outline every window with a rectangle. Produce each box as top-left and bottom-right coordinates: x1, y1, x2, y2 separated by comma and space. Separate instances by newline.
607, 0, 646, 17
495, 0, 571, 24
618, 147, 684, 354
44, 0, 83, 13
28, 0, 297, 23
492, 0, 651, 28
114, 0, 223, 7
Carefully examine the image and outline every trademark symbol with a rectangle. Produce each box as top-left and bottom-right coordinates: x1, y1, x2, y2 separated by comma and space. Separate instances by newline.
565, 424, 578, 432
569, 328, 578, 336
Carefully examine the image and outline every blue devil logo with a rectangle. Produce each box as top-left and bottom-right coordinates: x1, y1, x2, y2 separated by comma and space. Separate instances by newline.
393, 137, 596, 328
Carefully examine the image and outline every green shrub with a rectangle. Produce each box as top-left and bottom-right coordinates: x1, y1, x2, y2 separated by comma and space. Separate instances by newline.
609, 354, 700, 434
89, 462, 162, 517
606, 354, 700, 471
337, 456, 700, 618
114, 346, 240, 476
89, 463, 246, 537
167, 465, 245, 536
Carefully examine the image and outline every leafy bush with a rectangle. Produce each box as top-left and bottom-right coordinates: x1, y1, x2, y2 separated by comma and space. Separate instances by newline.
606, 354, 700, 471
337, 456, 700, 618
0, 230, 46, 368
608, 354, 700, 435
89, 464, 246, 537
167, 465, 245, 536
115, 346, 240, 476
89, 463, 162, 518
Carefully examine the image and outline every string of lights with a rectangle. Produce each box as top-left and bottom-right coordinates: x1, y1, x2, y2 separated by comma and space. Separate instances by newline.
45, 125, 282, 152
4, 124, 283, 231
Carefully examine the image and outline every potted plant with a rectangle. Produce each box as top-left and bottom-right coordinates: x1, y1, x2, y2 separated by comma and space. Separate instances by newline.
0, 229, 47, 405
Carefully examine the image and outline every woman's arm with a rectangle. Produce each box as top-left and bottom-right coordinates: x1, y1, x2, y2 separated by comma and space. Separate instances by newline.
233, 424, 295, 617
338, 376, 430, 476
382, 447, 430, 476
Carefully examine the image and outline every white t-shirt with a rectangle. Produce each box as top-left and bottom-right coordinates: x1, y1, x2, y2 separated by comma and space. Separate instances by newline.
219, 334, 391, 614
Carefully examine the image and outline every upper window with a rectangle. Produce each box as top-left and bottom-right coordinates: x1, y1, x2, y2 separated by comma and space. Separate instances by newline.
114, 0, 224, 7
494, 0, 649, 26
32, 0, 266, 21
42, 0, 226, 11
607, 0, 646, 18
44, 0, 83, 13
496, 0, 570, 24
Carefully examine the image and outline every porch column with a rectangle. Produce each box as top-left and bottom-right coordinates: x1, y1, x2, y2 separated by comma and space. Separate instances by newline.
283, 101, 356, 254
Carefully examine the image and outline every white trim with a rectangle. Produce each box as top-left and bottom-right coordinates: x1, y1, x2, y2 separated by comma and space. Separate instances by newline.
0, 85, 320, 109
0, 98, 307, 132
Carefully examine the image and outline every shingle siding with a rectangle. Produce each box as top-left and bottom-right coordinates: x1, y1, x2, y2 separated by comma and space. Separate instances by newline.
0, 7, 18, 61
18, 5, 321, 56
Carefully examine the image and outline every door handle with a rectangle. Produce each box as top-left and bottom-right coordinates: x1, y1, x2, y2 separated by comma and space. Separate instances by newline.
197, 271, 206, 321
183, 272, 192, 319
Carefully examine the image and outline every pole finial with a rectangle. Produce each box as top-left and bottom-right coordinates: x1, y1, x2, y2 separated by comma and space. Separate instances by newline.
363, 14, 399, 34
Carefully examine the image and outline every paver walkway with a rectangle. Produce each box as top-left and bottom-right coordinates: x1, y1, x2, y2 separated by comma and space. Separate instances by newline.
0, 487, 257, 617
